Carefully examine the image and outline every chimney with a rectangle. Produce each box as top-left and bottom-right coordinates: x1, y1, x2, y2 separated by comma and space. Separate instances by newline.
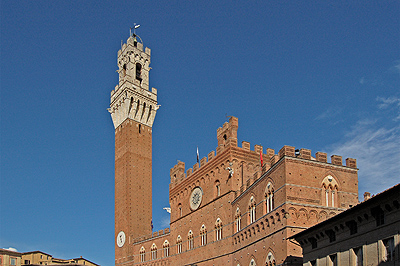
363, 192, 371, 201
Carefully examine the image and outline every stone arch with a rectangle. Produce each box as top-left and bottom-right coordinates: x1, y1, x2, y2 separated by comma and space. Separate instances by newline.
298, 208, 308, 224
319, 210, 328, 221
275, 212, 281, 222
216, 166, 220, 174
288, 207, 297, 219
221, 162, 226, 170
309, 210, 318, 224
249, 257, 257, 266
329, 211, 337, 218
270, 215, 275, 224
264, 217, 270, 227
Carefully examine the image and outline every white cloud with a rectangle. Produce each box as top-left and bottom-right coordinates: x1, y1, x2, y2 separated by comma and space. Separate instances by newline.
4, 247, 18, 252
315, 107, 342, 122
376, 96, 400, 121
327, 99, 400, 198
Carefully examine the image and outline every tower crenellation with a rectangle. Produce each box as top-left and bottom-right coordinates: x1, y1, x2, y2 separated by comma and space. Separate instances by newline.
109, 35, 158, 129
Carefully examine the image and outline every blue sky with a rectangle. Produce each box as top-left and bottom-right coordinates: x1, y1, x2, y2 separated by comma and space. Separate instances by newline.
1, 1, 399, 265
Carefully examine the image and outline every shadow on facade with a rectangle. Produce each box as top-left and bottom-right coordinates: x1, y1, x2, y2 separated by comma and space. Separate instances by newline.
377, 242, 399, 266
283, 255, 303, 266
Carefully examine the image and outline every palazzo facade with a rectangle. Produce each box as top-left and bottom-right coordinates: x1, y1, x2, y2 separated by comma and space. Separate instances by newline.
109, 35, 359, 266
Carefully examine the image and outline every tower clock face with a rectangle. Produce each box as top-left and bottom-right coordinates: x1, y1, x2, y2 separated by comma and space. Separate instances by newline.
116, 231, 126, 247
190, 187, 203, 210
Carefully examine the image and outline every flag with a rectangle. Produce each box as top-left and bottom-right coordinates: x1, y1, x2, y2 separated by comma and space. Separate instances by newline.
197, 147, 199, 164
260, 149, 263, 167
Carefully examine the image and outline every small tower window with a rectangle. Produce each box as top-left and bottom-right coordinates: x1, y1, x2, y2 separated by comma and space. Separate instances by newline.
141, 102, 146, 120
136, 63, 142, 82
122, 64, 127, 77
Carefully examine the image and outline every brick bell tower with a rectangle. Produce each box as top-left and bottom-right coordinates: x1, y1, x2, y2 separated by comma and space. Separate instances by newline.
108, 32, 158, 264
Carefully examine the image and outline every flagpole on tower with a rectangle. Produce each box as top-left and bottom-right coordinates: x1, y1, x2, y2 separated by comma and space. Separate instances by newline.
197, 147, 199, 165
130, 23, 141, 37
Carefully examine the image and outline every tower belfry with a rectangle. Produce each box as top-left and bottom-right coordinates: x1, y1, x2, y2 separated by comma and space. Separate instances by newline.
109, 32, 158, 264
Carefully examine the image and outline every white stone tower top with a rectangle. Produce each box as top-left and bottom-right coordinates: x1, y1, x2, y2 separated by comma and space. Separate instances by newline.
108, 35, 159, 129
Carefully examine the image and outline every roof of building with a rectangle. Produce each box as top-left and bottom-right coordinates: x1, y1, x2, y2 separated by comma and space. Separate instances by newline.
290, 182, 400, 240
0, 248, 21, 256
21, 250, 53, 256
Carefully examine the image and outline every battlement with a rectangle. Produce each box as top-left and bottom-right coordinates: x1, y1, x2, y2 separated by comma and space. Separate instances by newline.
170, 145, 357, 185
276, 145, 357, 168
169, 117, 357, 189
117, 36, 151, 57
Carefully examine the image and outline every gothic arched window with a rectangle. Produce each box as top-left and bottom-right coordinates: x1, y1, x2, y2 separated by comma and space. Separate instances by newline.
322, 175, 338, 207
140, 246, 145, 262
266, 251, 276, 266
162, 240, 170, 257
265, 182, 274, 214
215, 218, 223, 241
151, 243, 157, 260
235, 207, 241, 232
176, 235, 182, 254
200, 224, 207, 246
188, 230, 194, 250
249, 196, 256, 224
